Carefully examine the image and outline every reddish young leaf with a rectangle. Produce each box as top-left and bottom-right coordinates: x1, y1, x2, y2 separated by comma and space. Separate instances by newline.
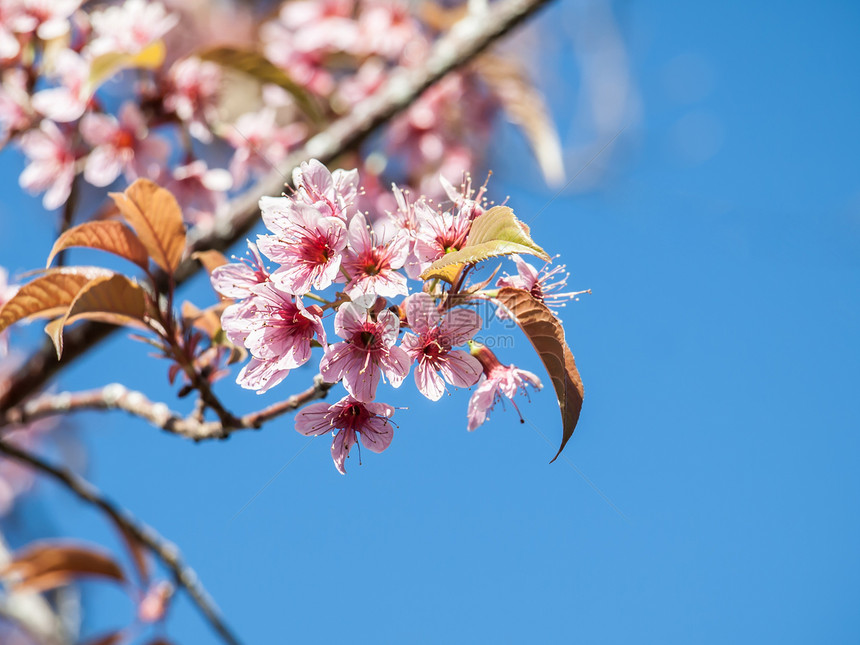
2, 541, 126, 593
109, 179, 187, 274
46, 274, 150, 359
0, 267, 112, 333
191, 249, 229, 275
46, 221, 150, 270
494, 287, 584, 461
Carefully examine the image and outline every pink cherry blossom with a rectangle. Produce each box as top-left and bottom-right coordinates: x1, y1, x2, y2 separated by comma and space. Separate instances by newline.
0, 69, 32, 139
497, 255, 589, 319
30, 49, 89, 123
257, 198, 347, 295
291, 158, 358, 221
80, 102, 168, 187
225, 108, 306, 188
9, 0, 81, 41
355, 1, 425, 62
466, 342, 542, 431
88, 0, 178, 56
319, 302, 410, 402
166, 160, 231, 226
235, 357, 291, 395
18, 120, 76, 210
340, 213, 409, 299
414, 200, 472, 269
400, 293, 483, 401
0, 4, 22, 60
295, 395, 394, 474
163, 57, 222, 143
210, 240, 269, 300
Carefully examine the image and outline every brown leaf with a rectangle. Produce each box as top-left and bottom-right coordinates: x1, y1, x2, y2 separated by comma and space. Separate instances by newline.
191, 249, 229, 275
46, 274, 150, 359
46, 221, 150, 270
81, 631, 127, 645
0, 267, 112, 334
474, 55, 565, 185
2, 541, 126, 593
495, 287, 584, 461
109, 179, 186, 274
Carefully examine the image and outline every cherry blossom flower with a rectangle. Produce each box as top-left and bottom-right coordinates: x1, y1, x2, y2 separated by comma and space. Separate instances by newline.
163, 57, 222, 143
80, 102, 168, 186
18, 120, 76, 210
0, 69, 32, 138
224, 108, 306, 188
0, 4, 22, 60
257, 198, 347, 295
291, 158, 359, 221
466, 341, 542, 431
497, 255, 589, 319
211, 240, 269, 300
414, 200, 472, 270
30, 49, 89, 123
380, 183, 426, 278
165, 160, 231, 226
401, 293, 483, 401
320, 302, 410, 402
88, 0, 178, 56
340, 213, 409, 299
9, 0, 81, 41
295, 395, 395, 474
235, 356, 291, 395
0, 268, 19, 357
355, 1, 425, 62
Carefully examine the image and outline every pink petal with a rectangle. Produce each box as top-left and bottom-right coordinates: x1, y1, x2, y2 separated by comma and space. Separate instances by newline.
294, 402, 334, 436
331, 428, 356, 474
359, 417, 393, 453
438, 350, 482, 388
440, 308, 482, 345
415, 360, 445, 401
84, 146, 123, 187
467, 379, 498, 431
405, 292, 440, 334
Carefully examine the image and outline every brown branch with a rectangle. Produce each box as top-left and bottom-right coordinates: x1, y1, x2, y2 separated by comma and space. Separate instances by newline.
2, 377, 332, 441
0, 439, 242, 645
0, 0, 554, 414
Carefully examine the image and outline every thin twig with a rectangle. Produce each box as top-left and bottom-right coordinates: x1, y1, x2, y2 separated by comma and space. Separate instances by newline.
1, 377, 332, 441
0, 0, 555, 414
0, 439, 242, 645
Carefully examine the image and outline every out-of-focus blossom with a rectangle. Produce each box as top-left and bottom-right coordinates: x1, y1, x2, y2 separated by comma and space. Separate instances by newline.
9, 0, 81, 41
295, 395, 395, 474
224, 108, 305, 187
320, 301, 410, 402
88, 0, 178, 55
31, 48, 89, 123
466, 341, 542, 431
18, 119, 76, 210
497, 255, 588, 319
340, 213, 409, 299
0, 268, 19, 357
261, 0, 358, 96
163, 57, 221, 143
138, 580, 172, 623
401, 292, 483, 401
0, 69, 32, 138
257, 198, 347, 295
165, 159, 231, 226
334, 59, 387, 112
0, 4, 22, 60
356, 1, 425, 62
80, 102, 168, 186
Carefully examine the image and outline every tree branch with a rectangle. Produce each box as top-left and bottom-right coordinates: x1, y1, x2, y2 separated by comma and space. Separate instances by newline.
1, 377, 332, 441
0, 0, 554, 414
0, 439, 242, 645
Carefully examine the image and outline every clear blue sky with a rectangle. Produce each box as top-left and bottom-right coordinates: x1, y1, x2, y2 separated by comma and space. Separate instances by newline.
1, 1, 858, 643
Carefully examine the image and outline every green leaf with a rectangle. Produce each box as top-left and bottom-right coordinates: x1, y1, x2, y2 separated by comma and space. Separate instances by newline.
197, 47, 322, 124
494, 287, 584, 462
0, 268, 112, 334
86, 40, 166, 95
420, 206, 550, 280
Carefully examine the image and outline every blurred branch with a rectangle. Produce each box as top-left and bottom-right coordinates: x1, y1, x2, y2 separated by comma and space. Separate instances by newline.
1, 377, 332, 441
0, 439, 242, 645
0, 0, 555, 414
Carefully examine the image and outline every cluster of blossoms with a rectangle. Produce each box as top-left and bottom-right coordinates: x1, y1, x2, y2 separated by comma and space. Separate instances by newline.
211, 160, 582, 474
1, 0, 503, 223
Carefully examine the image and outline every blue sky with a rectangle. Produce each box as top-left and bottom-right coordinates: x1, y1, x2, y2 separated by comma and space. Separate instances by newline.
1, 0, 859, 643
